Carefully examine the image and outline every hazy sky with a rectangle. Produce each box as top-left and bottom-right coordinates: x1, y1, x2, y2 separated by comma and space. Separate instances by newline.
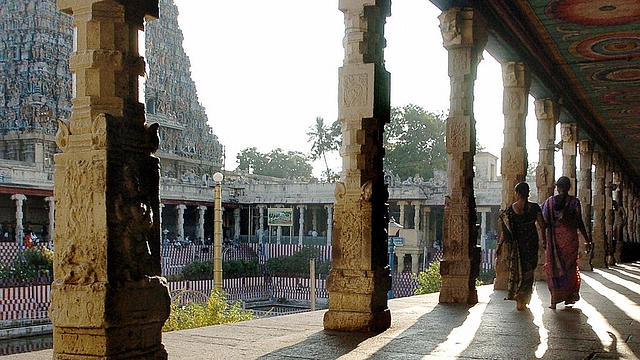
171, 0, 541, 176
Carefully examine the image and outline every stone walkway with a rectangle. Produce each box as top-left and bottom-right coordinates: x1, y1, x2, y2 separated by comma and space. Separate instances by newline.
6, 262, 640, 359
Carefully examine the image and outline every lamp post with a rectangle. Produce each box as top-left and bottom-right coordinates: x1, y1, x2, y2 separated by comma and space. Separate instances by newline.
212, 172, 224, 288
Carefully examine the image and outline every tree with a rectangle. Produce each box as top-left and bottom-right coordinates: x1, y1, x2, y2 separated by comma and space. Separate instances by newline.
384, 104, 447, 180
236, 147, 313, 180
307, 117, 341, 182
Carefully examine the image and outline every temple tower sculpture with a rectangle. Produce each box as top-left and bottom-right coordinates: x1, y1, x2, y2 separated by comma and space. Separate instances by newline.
51, 0, 170, 358
438, 7, 487, 304
324, 0, 392, 332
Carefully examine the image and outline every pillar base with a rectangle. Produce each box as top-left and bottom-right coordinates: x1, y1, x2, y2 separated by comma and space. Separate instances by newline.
323, 308, 391, 332
439, 259, 478, 304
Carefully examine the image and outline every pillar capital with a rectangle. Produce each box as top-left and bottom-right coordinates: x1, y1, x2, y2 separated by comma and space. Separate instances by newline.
10, 193, 26, 202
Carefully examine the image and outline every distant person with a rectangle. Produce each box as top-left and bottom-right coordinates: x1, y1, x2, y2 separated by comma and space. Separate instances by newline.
542, 176, 592, 309
311, 229, 318, 237
497, 182, 546, 311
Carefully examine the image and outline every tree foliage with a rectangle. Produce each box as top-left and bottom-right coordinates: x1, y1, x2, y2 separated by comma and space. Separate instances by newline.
236, 147, 313, 180
413, 260, 441, 295
384, 105, 447, 181
307, 117, 341, 182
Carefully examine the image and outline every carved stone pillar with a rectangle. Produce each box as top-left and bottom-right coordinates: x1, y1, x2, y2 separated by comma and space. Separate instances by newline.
233, 208, 241, 240
438, 7, 487, 304
605, 157, 614, 264
311, 207, 318, 234
10, 194, 26, 244
397, 253, 405, 273
412, 201, 421, 230
561, 123, 578, 195
176, 204, 187, 241
534, 98, 558, 280
592, 150, 607, 268
411, 254, 419, 274
298, 205, 306, 245
477, 207, 488, 250
578, 139, 593, 271
324, 0, 391, 332
197, 205, 207, 242
45, 196, 55, 243
494, 61, 530, 290
325, 204, 333, 246
397, 201, 407, 227
423, 206, 431, 247
52, 1, 169, 358
257, 204, 266, 244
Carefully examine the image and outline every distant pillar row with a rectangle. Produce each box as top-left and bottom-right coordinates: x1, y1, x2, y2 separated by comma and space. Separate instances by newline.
578, 139, 594, 271
495, 61, 530, 291
534, 98, 558, 281
605, 156, 614, 264
592, 150, 607, 268
324, 0, 392, 331
438, 7, 487, 304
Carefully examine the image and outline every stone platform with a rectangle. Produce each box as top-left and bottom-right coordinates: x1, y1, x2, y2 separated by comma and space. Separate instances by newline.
6, 262, 640, 359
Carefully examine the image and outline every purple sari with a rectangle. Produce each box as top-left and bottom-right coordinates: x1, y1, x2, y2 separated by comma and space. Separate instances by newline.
541, 195, 582, 305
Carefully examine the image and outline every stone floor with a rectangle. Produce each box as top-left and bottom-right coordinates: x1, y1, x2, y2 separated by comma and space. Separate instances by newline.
6, 262, 640, 359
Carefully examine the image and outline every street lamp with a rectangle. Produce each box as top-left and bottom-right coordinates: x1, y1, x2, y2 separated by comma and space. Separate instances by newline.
212, 172, 224, 288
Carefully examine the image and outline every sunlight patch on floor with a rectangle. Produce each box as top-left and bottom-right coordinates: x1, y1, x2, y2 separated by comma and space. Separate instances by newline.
583, 272, 640, 323
594, 268, 640, 297
426, 296, 489, 358
529, 287, 549, 358
610, 266, 640, 282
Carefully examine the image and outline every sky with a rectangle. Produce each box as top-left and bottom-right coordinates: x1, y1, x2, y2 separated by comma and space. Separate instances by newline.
171, 0, 542, 177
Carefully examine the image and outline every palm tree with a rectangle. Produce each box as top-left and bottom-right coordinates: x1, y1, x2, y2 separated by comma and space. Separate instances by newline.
307, 117, 340, 181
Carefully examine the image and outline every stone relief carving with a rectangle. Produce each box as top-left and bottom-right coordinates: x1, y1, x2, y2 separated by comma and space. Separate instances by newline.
56, 119, 70, 151
561, 123, 576, 143
439, 10, 461, 46
447, 120, 468, 152
342, 73, 368, 108
92, 113, 107, 150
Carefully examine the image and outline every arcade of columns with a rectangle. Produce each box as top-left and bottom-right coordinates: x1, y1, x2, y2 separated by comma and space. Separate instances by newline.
46, 1, 640, 357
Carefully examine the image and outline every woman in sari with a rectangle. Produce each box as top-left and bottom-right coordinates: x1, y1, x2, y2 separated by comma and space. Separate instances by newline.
542, 176, 592, 309
497, 182, 546, 311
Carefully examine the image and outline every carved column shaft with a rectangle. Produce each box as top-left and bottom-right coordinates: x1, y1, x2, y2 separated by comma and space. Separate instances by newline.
605, 157, 614, 264
397, 201, 407, 227
592, 151, 607, 268
561, 123, 578, 195
325, 204, 333, 247
324, 0, 392, 332
10, 194, 26, 244
439, 7, 487, 304
298, 205, 306, 245
52, 1, 169, 358
578, 139, 593, 271
233, 208, 240, 240
176, 204, 186, 240
258, 204, 265, 243
197, 205, 206, 242
45, 196, 55, 243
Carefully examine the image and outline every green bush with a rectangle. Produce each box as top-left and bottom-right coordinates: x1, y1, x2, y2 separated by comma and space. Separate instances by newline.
163, 288, 255, 332
478, 269, 496, 285
265, 245, 330, 277
181, 260, 213, 280
223, 259, 259, 278
0, 247, 54, 282
413, 260, 441, 295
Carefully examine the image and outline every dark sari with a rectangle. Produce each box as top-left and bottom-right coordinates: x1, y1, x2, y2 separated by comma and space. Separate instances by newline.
542, 195, 582, 306
499, 202, 541, 304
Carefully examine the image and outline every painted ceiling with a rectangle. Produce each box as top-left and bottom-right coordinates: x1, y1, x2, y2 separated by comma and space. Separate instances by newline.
431, 0, 640, 182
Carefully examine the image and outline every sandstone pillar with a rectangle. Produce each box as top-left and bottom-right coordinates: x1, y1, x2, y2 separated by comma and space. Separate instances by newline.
311, 207, 318, 234
494, 61, 530, 290
52, 1, 169, 358
233, 207, 240, 240
397, 201, 407, 227
412, 201, 421, 230
561, 123, 578, 195
325, 204, 333, 246
605, 157, 614, 265
45, 196, 55, 243
534, 98, 558, 280
176, 204, 186, 241
423, 206, 431, 247
477, 207, 488, 250
258, 204, 266, 244
438, 7, 487, 304
592, 150, 607, 268
324, 0, 391, 332
397, 253, 405, 273
10, 194, 26, 245
298, 205, 306, 245
578, 139, 594, 271
197, 205, 206, 242
411, 254, 419, 274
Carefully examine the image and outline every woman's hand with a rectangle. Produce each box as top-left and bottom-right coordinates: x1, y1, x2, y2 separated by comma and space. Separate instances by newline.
496, 243, 503, 257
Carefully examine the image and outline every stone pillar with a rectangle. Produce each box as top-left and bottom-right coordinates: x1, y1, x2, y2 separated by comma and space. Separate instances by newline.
311, 207, 318, 234
45, 196, 55, 243
197, 205, 206, 242
438, 7, 487, 304
233, 208, 241, 240
10, 194, 26, 245
258, 204, 266, 244
605, 157, 614, 264
477, 207, 488, 250
325, 204, 333, 246
298, 205, 306, 245
534, 98, 558, 280
411, 254, 420, 274
51, 1, 169, 358
423, 206, 431, 246
159, 203, 165, 236
495, 61, 530, 290
397, 201, 407, 227
561, 122, 578, 195
412, 201, 421, 230
324, 0, 392, 332
176, 204, 187, 241
578, 139, 593, 271
592, 150, 607, 268
397, 253, 405, 273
